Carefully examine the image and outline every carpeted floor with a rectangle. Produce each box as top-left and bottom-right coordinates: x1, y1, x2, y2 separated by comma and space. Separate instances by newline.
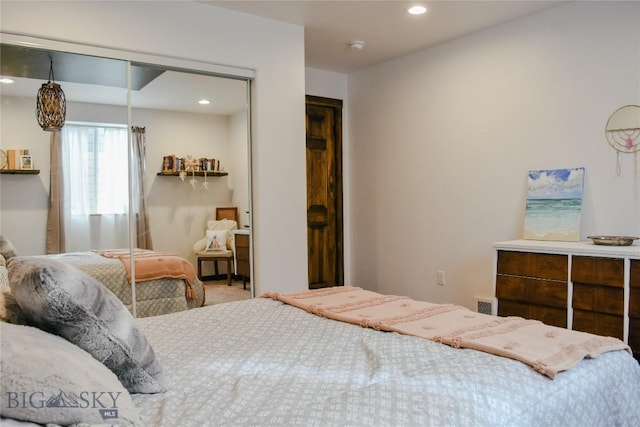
203, 279, 251, 305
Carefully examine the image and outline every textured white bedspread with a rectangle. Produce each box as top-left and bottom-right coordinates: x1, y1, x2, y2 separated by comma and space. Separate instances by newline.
134, 298, 640, 427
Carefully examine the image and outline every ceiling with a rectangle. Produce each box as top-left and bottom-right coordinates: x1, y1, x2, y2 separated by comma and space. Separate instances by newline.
0, 44, 249, 115
0, 1, 567, 113
205, 0, 568, 73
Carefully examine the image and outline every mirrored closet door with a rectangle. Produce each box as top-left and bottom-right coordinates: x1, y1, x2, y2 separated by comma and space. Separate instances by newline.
0, 33, 254, 308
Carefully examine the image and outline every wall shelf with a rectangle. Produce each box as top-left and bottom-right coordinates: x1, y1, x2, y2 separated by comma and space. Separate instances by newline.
0, 169, 40, 175
157, 171, 228, 177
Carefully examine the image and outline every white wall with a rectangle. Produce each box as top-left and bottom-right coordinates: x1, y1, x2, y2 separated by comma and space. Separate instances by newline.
347, 1, 640, 309
0, 0, 308, 295
0, 97, 51, 250
135, 107, 239, 265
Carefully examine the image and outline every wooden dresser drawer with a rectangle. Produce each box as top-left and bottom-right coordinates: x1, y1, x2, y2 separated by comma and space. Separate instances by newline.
234, 234, 250, 277
573, 283, 624, 315
630, 288, 640, 318
631, 260, 640, 288
629, 317, 640, 356
235, 234, 250, 248
571, 256, 624, 287
236, 259, 250, 277
496, 275, 566, 307
631, 261, 640, 327
497, 299, 567, 328
496, 250, 568, 328
630, 261, 640, 360
494, 241, 638, 355
497, 251, 567, 281
573, 310, 623, 340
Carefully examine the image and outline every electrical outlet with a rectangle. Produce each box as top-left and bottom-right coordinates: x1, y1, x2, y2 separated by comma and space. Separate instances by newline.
436, 270, 445, 286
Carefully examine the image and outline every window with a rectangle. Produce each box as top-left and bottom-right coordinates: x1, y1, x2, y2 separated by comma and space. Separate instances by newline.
61, 123, 129, 215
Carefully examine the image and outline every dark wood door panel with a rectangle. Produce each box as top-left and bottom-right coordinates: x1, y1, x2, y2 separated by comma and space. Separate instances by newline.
307, 205, 328, 227
571, 256, 624, 287
308, 227, 327, 288
305, 96, 343, 289
497, 251, 567, 280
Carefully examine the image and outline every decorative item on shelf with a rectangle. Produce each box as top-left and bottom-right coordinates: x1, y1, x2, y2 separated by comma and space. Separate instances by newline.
0, 149, 7, 170
162, 154, 177, 172
36, 57, 66, 132
158, 155, 225, 190
184, 155, 199, 189
605, 104, 640, 176
587, 236, 639, 246
199, 157, 220, 172
19, 155, 33, 170
5, 149, 29, 170
202, 168, 209, 190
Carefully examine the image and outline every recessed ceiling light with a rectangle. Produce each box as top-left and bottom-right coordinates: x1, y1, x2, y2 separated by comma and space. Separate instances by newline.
198, 99, 211, 105
408, 6, 427, 15
0, 78, 14, 84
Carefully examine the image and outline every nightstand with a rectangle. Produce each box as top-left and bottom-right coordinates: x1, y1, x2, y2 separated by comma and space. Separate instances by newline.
233, 230, 250, 289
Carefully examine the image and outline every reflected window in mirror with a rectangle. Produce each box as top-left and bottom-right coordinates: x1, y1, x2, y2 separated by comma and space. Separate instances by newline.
60, 123, 129, 252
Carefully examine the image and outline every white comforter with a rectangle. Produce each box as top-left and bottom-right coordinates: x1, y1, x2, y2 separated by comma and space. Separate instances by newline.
134, 298, 640, 426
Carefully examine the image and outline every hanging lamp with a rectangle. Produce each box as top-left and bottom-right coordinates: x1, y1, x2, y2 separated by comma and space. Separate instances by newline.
36, 57, 66, 131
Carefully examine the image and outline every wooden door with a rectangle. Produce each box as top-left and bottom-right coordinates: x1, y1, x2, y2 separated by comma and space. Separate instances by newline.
305, 95, 343, 289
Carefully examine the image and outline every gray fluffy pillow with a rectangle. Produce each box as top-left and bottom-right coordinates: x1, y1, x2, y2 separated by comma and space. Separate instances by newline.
9, 257, 165, 394
0, 289, 28, 325
0, 235, 17, 260
0, 322, 143, 426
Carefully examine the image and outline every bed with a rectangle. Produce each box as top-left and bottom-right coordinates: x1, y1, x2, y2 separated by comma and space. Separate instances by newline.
18, 250, 204, 317
1, 258, 639, 426
132, 297, 640, 426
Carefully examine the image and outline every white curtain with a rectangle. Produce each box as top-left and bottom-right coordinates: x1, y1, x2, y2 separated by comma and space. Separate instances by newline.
61, 124, 129, 252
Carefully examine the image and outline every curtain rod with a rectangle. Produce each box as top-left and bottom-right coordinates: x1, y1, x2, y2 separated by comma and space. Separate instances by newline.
65, 121, 127, 129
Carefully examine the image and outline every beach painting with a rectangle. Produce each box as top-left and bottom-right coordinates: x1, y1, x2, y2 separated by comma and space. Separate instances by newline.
523, 167, 585, 242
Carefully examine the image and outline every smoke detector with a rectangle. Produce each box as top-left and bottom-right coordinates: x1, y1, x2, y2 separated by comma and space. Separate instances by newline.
349, 41, 365, 50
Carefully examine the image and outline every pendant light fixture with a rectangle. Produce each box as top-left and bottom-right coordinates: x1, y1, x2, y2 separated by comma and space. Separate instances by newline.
36, 57, 66, 131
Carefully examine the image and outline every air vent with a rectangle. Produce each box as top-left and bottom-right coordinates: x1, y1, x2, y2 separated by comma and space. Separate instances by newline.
476, 298, 493, 315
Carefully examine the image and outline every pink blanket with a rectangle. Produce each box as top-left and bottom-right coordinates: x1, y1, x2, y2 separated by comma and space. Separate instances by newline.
263, 286, 630, 379
95, 249, 196, 299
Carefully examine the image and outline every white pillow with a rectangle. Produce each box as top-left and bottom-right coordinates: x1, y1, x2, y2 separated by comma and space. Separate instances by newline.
0, 322, 142, 426
206, 218, 237, 231
193, 219, 238, 253
205, 229, 228, 251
